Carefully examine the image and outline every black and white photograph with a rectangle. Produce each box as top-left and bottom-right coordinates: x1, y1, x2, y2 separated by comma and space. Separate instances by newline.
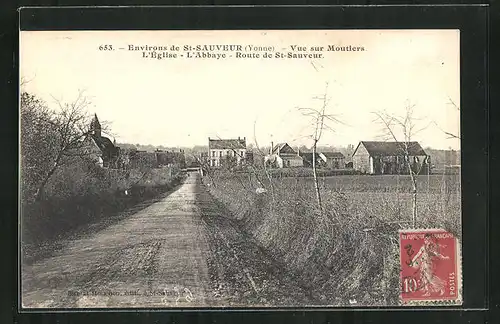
19, 29, 462, 308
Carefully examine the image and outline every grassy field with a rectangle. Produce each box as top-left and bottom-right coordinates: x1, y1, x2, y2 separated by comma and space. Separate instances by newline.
206, 171, 461, 306
292, 174, 461, 193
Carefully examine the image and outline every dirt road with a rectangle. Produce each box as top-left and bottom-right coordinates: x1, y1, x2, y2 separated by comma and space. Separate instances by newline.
21, 172, 319, 308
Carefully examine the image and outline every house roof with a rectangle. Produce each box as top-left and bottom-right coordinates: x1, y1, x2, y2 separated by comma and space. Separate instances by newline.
209, 138, 246, 149
354, 141, 427, 157
91, 134, 117, 156
272, 143, 297, 154
272, 143, 286, 154
322, 152, 345, 159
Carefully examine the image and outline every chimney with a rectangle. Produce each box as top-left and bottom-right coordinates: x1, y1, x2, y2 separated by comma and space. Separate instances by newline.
270, 141, 273, 155
297, 146, 300, 156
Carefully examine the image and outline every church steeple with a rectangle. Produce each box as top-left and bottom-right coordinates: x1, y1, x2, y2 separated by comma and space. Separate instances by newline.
90, 113, 101, 138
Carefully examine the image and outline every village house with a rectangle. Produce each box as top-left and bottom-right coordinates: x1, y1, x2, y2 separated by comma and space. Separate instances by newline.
319, 152, 345, 169
299, 152, 325, 168
352, 141, 430, 175
84, 114, 120, 168
208, 137, 247, 168
264, 142, 304, 168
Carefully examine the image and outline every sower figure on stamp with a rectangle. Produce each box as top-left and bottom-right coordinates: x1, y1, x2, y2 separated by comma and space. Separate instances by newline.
411, 234, 450, 297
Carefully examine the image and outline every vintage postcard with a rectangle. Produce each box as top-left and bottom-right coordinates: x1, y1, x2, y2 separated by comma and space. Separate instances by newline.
19, 29, 462, 308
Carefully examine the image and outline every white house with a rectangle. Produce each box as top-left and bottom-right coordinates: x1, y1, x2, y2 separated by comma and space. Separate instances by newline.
208, 137, 247, 168
265, 142, 304, 168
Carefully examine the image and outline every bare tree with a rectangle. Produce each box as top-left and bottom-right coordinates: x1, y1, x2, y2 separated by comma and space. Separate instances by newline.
251, 121, 277, 208
21, 90, 107, 201
373, 102, 430, 228
297, 82, 344, 217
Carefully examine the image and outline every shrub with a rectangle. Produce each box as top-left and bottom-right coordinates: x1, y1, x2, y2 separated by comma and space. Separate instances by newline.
21, 160, 184, 262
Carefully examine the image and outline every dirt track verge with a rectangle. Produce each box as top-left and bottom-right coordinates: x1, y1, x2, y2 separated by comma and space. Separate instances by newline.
195, 183, 324, 307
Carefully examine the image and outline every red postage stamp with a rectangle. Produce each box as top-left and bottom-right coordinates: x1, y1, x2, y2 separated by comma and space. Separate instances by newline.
399, 229, 462, 305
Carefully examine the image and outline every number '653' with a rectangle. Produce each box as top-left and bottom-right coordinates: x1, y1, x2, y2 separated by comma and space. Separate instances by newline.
99, 45, 113, 51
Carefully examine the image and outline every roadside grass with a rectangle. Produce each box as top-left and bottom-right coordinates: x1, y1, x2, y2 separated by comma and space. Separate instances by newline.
21, 162, 185, 265
206, 171, 461, 306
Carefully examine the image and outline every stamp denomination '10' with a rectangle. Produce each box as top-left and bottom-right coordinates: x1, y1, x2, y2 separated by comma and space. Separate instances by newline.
399, 229, 461, 305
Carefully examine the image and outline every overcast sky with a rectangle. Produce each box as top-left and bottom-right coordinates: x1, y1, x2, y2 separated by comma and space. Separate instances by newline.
20, 30, 460, 150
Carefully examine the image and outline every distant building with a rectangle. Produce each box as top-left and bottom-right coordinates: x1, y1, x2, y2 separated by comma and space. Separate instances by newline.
265, 142, 303, 168
299, 152, 325, 168
319, 152, 345, 169
155, 149, 186, 168
208, 137, 247, 168
84, 114, 120, 168
352, 141, 430, 175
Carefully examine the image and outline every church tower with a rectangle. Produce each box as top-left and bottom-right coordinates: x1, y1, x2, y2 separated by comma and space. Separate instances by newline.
89, 113, 101, 138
